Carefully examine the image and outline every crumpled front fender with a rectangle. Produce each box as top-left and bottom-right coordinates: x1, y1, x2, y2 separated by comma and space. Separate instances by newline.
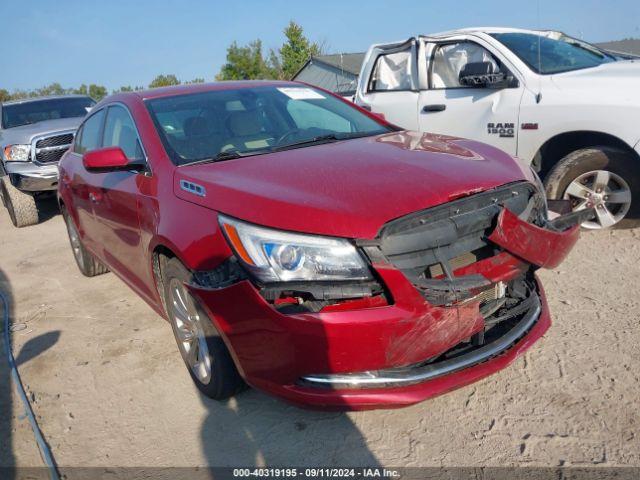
488, 208, 580, 269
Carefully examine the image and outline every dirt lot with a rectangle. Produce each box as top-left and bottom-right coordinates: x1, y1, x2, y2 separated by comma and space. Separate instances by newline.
1, 198, 639, 469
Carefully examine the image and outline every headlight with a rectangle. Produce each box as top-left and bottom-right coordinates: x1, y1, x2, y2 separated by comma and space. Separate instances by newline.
3, 144, 31, 162
219, 215, 373, 283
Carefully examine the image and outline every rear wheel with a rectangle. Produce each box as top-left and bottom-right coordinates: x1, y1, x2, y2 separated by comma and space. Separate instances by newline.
62, 207, 109, 277
161, 257, 244, 399
544, 147, 639, 229
1, 177, 39, 228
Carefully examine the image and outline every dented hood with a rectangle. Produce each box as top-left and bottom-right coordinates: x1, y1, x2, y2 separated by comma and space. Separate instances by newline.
174, 131, 532, 239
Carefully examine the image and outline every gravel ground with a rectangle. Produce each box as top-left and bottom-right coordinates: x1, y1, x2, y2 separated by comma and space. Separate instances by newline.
1, 199, 639, 469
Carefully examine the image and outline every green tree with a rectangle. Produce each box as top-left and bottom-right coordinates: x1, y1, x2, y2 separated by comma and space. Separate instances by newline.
277, 21, 322, 80
185, 78, 205, 84
215, 40, 276, 81
149, 74, 181, 89
113, 85, 145, 93
72, 84, 89, 96
88, 84, 108, 100
0, 89, 11, 102
215, 22, 321, 81
35, 82, 66, 97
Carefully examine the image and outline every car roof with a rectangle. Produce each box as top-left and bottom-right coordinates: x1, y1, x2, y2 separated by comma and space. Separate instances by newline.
1, 94, 93, 106
425, 26, 545, 38
128, 80, 304, 101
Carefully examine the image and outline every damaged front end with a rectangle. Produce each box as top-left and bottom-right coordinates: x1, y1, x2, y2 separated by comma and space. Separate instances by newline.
300, 181, 588, 388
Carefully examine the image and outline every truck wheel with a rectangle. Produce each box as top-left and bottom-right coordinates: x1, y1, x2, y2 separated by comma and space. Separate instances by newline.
1, 177, 39, 228
62, 207, 109, 277
161, 257, 245, 400
544, 147, 639, 229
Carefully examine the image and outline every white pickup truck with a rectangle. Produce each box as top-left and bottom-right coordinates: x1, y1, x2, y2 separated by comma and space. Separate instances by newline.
355, 27, 640, 229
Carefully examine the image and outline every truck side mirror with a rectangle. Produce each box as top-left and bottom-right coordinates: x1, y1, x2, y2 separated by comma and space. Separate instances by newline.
459, 62, 517, 89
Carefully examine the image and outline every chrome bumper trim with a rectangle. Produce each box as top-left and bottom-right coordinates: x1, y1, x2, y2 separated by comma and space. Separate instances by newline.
300, 293, 541, 388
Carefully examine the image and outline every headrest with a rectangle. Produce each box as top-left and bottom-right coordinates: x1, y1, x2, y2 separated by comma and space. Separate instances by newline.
184, 117, 212, 137
227, 110, 263, 137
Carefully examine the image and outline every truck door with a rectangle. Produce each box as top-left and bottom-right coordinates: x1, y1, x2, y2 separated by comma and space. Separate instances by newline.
355, 40, 420, 130
417, 38, 524, 156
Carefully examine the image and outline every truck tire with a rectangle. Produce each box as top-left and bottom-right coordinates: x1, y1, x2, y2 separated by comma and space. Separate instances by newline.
1, 177, 39, 228
161, 257, 245, 400
62, 207, 109, 277
544, 147, 639, 229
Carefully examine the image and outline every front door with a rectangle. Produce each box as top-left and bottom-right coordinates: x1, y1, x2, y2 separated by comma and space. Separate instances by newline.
417, 39, 524, 156
355, 40, 420, 130
89, 104, 155, 299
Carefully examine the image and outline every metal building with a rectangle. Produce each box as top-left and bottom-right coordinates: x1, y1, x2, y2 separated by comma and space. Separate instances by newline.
292, 53, 365, 97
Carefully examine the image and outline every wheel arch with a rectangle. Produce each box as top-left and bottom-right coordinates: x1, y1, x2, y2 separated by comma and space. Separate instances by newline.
150, 242, 184, 319
535, 131, 639, 179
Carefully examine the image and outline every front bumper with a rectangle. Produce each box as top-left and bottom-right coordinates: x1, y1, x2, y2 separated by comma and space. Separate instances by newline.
188, 184, 581, 410
4, 162, 59, 192
188, 269, 549, 410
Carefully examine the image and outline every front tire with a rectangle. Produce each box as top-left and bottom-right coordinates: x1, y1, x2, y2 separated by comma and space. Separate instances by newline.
62, 207, 109, 277
544, 147, 639, 229
1, 176, 39, 228
161, 257, 244, 400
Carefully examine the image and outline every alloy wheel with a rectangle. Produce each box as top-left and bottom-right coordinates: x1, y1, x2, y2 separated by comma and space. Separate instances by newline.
65, 215, 85, 270
169, 278, 212, 385
563, 169, 632, 229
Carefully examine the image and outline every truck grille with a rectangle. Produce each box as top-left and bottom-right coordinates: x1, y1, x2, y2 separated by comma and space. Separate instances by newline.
32, 132, 75, 164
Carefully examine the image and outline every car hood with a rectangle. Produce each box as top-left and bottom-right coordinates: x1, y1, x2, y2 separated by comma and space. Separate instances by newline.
174, 131, 533, 239
550, 60, 640, 101
0, 116, 83, 147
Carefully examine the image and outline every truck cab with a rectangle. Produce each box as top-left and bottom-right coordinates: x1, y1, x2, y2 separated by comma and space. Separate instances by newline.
0, 95, 94, 227
355, 28, 640, 229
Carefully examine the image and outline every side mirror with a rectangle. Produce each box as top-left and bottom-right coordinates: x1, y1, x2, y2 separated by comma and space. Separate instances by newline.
83, 147, 143, 172
459, 62, 517, 89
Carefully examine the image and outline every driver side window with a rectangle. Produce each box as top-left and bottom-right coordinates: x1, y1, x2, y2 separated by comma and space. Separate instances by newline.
430, 42, 501, 89
102, 105, 144, 160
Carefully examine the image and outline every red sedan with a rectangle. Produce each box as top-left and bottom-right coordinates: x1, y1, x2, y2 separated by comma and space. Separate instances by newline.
58, 81, 584, 410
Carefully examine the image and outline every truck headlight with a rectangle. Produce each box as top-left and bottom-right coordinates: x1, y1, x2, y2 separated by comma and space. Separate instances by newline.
219, 215, 373, 283
3, 144, 31, 162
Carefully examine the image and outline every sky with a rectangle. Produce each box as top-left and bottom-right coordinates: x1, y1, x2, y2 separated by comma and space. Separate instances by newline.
1, 0, 639, 92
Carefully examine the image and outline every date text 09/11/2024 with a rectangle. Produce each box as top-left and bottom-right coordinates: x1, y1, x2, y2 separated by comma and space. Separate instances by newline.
231, 468, 401, 478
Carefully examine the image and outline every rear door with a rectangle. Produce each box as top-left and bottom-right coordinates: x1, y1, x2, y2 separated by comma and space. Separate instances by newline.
355, 40, 420, 129
65, 108, 106, 251
89, 104, 155, 299
417, 36, 524, 155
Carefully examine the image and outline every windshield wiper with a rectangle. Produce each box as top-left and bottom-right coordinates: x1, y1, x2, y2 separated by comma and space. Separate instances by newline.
272, 132, 375, 152
183, 149, 272, 166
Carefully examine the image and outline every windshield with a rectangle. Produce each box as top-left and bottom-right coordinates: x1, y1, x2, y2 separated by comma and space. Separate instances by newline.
146, 85, 390, 165
1, 97, 95, 129
491, 32, 615, 74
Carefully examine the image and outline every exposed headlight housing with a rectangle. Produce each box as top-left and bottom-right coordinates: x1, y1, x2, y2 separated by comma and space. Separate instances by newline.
3, 144, 31, 162
219, 215, 373, 283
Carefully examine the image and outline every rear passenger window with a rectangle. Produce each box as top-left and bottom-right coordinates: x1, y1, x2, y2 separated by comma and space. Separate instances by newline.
368, 50, 413, 92
75, 109, 105, 154
103, 105, 144, 160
